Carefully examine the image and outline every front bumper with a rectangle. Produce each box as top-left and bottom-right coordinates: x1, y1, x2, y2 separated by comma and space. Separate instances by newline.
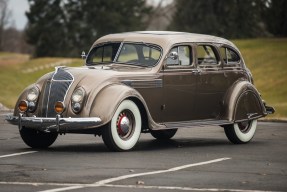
5, 114, 102, 133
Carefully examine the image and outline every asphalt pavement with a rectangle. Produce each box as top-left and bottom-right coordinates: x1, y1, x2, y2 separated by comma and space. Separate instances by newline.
0, 113, 286, 192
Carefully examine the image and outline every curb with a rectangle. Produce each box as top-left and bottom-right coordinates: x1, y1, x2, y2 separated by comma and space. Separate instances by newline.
259, 118, 287, 123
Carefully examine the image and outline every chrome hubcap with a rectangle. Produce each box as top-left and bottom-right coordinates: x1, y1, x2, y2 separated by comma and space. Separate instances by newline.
118, 116, 130, 135
116, 110, 135, 140
238, 121, 252, 133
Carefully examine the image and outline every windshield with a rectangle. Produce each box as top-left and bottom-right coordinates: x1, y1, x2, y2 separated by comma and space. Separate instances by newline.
86, 42, 161, 67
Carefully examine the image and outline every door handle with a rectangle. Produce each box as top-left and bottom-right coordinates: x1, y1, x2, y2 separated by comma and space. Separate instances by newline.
192, 69, 201, 75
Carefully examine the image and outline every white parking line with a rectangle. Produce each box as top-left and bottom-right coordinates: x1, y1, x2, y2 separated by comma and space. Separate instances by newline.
0, 182, 280, 192
104, 184, 281, 192
38, 157, 231, 192
94, 157, 231, 185
0, 151, 37, 159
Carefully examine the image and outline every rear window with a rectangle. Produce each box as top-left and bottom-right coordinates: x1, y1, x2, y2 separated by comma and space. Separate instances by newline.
197, 45, 219, 65
220, 47, 240, 65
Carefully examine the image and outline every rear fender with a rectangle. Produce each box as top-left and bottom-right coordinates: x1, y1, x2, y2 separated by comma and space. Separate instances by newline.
223, 81, 266, 122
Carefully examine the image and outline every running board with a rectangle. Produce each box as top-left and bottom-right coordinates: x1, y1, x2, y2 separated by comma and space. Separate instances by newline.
163, 119, 231, 129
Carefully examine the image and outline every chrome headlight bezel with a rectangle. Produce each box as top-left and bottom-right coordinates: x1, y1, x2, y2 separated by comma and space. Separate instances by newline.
71, 87, 86, 113
25, 86, 40, 112
27, 86, 40, 102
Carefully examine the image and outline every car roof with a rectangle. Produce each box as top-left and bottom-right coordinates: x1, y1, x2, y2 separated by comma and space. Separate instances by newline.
93, 31, 237, 50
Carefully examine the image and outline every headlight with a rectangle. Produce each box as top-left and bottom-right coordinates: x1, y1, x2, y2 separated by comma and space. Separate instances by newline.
71, 87, 86, 113
23, 86, 40, 112
72, 88, 85, 103
27, 86, 40, 102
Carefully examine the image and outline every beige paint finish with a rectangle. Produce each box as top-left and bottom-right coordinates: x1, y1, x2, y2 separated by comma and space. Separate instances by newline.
11, 32, 273, 132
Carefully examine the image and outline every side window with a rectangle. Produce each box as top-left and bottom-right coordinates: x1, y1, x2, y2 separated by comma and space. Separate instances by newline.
197, 45, 218, 65
166, 45, 191, 66
220, 47, 240, 65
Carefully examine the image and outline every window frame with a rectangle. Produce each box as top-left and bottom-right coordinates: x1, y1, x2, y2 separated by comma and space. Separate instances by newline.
196, 43, 221, 68
86, 41, 163, 68
86, 42, 122, 65
219, 45, 241, 67
165, 44, 194, 69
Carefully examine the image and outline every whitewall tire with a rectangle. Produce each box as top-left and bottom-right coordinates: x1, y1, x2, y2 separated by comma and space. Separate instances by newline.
224, 120, 257, 144
102, 100, 142, 151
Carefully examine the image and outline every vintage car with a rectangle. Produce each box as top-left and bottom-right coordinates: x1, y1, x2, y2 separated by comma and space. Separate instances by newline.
6, 31, 274, 151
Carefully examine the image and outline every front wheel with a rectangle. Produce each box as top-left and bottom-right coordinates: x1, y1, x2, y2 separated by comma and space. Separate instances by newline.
20, 127, 58, 148
102, 100, 142, 151
224, 120, 257, 144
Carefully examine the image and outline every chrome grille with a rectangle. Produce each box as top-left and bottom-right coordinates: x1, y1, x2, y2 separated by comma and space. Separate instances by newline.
41, 68, 74, 117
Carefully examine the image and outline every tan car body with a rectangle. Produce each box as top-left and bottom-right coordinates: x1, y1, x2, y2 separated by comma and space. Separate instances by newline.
7, 31, 274, 150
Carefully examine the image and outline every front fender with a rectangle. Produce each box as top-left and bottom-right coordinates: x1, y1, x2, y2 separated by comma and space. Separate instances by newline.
223, 81, 266, 122
89, 84, 146, 126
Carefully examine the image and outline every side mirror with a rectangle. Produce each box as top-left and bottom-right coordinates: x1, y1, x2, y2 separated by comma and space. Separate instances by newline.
168, 51, 178, 60
81, 51, 87, 60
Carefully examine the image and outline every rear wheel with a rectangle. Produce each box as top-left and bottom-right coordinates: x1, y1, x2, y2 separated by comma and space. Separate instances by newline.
102, 100, 141, 151
20, 127, 58, 148
224, 120, 257, 144
150, 129, 177, 140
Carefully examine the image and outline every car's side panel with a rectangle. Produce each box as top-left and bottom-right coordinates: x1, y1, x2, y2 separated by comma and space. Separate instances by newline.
89, 83, 163, 130
162, 69, 197, 122
126, 77, 164, 123
195, 68, 227, 119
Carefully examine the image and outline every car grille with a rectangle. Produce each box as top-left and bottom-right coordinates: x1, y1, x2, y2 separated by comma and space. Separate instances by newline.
41, 68, 74, 117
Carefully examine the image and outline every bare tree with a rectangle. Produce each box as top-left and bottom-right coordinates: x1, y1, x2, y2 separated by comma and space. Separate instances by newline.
0, 0, 11, 51
146, 0, 175, 30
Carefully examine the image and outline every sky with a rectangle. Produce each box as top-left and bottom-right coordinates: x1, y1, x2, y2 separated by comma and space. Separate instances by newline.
7, 0, 173, 30
8, 0, 29, 30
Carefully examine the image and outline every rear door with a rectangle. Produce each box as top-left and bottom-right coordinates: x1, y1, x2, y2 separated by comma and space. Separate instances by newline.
194, 44, 227, 120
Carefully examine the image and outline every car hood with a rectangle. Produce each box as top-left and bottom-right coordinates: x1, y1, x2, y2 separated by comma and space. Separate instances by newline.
63, 65, 153, 88
30, 65, 154, 117
36, 65, 153, 89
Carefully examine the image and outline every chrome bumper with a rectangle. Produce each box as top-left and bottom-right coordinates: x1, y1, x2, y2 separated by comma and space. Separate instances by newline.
5, 114, 102, 133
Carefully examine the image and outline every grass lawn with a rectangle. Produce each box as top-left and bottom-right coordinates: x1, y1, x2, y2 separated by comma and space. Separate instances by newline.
233, 39, 287, 119
0, 38, 286, 119
0, 54, 83, 109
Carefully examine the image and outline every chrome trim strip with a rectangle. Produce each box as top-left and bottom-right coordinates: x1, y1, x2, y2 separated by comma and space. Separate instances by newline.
62, 70, 74, 102
113, 42, 124, 62
164, 119, 231, 129
122, 79, 163, 88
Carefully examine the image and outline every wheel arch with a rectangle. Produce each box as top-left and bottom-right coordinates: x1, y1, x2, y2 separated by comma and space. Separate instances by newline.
89, 84, 152, 130
222, 80, 266, 122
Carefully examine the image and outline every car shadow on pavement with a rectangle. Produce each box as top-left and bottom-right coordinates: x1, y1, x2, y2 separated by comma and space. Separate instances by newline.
30, 138, 235, 153
135, 138, 230, 151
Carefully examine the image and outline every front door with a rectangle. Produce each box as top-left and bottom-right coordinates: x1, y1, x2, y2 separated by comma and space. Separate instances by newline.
162, 45, 198, 122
